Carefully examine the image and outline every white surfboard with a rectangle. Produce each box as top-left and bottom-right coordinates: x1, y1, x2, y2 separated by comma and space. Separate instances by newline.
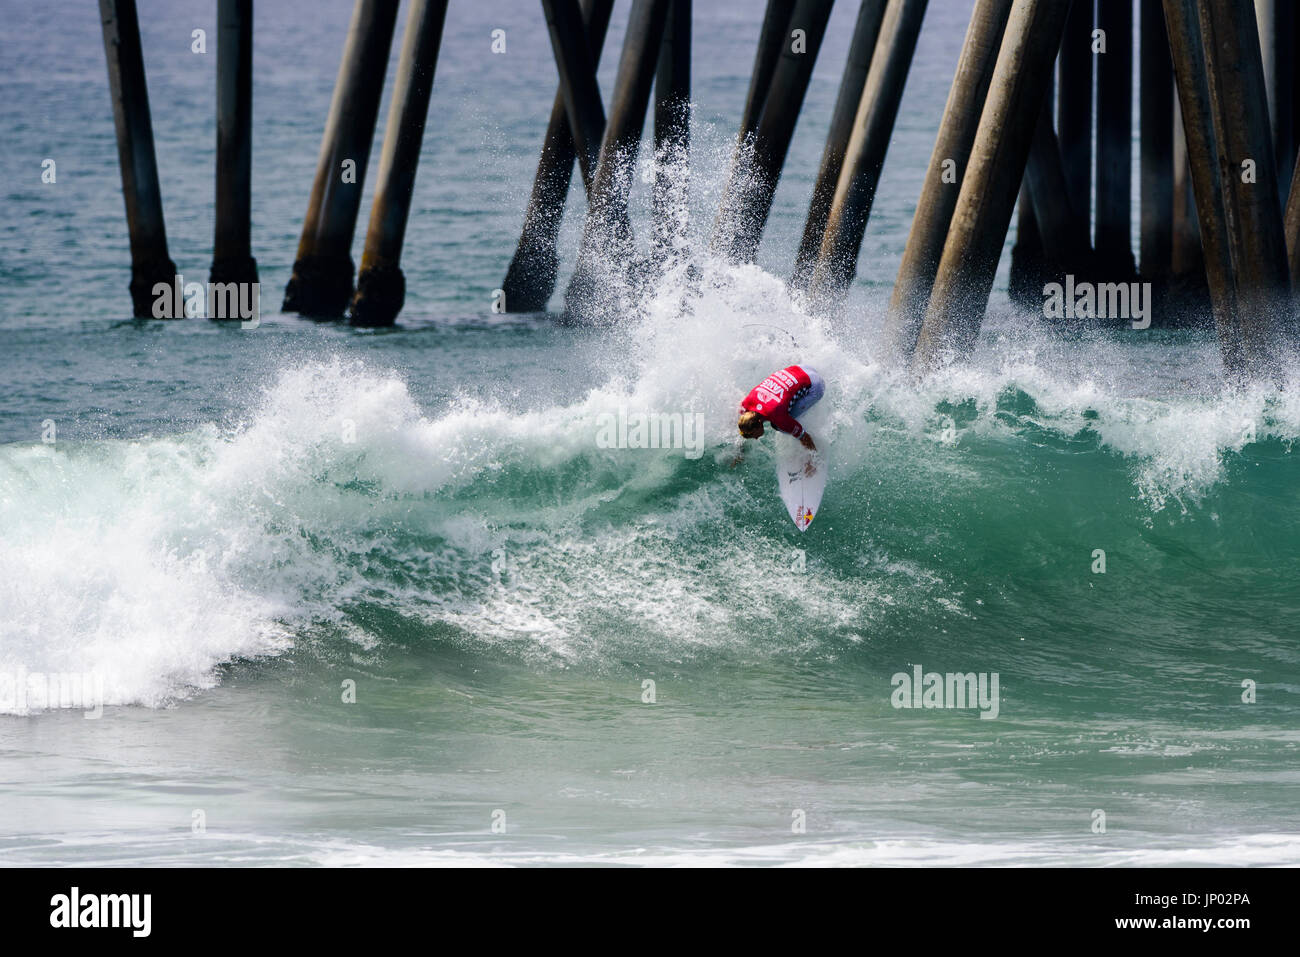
776, 438, 827, 531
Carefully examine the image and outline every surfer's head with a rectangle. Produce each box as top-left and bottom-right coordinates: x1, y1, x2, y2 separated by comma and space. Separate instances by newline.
738, 411, 765, 439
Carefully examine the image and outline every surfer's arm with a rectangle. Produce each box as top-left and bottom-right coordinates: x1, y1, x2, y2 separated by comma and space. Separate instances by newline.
764, 406, 804, 439
800, 432, 816, 451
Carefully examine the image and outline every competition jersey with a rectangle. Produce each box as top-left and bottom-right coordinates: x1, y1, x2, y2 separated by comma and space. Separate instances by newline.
740, 365, 814, 438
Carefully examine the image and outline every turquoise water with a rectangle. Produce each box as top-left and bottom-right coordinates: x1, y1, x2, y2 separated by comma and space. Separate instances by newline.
2, 0, 1299, 865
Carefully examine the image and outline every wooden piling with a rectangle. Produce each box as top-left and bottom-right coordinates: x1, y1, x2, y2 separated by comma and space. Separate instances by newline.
1138, 0, 1172, 298
99, 0, 177, 318
500, 0, 615, 313
887, 0, 1012, 360
1284, 152, 1300, 289
652, 0, 692, 263
1165, 6, 1232, 344
1008, 183, 1047, 309
1169, 90, 1203, 285
564, 0, 673, 321
541, 0, 607, 190
804, 0, 927, 302
1094, 0, 1134, 277
911, 0, 1071, 370
1011, 4, 1071, 313
282, 0, 398, 318
1163, 0, 1291, 377
1199, 0, 1293, 362
791, 0, 889, 288
711, 0, 834, 264
1024, 97, 1092, 271
739, 1, 797, 143
347, 0, 448, 327
1056, 0, 1093, 219
1255, 0, 1295, 207
654, 0, 691, 152
1166, 112, 1210, 325
210, 0, 257, 296
1008, 74, 1053, 311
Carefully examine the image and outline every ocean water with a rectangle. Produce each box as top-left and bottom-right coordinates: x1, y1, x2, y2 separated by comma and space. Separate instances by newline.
2, 0, 1299, 866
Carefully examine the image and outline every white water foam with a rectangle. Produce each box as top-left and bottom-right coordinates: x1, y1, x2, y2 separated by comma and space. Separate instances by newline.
4, 248, 1299, 709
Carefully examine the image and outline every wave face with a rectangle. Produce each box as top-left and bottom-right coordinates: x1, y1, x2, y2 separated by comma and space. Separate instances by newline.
4, 249, 1300, 716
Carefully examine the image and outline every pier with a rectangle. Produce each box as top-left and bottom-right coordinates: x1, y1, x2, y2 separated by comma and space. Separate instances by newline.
98, 0, 1300, 379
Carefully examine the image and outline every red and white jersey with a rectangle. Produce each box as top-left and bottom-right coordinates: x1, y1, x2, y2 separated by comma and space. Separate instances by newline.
739, 365, 819, 438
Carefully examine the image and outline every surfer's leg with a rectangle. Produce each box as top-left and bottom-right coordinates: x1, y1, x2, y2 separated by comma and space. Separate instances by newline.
788, 369, 825, 419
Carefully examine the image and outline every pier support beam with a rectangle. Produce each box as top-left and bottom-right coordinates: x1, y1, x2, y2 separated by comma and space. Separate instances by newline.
542, 0, 607, 190
805, 0, 928, 304
887, 0, 1012, 360
911, 0, 1071, 370
1024, 99, 1092, 274
1165, 6, 1232, 345
1169, 89, 1207, 316
738, 1, 796, 143
501, 0, 614, 313
1138, 0, 1172, 306
1057, 0, 1093, 221
711, 0, 834, 264
1008, 182, 1047, 309
1284, 150, 1300, 289
1164, 0, 1292, 377
99, 0, 176, 318
348, 0, 448, 327
652, 0, 692, 264
1200, 0, 1293, 361
792, 0, 888, 287
564, 0, 672, 321
1008, 71, 1053, 311
1095, 0, 1134, 277
1019, 91, 1100, 316
210, 0, 257, 295
1014, 0, 1094, 311
1255, 0, 1296, 207
283, 0, 398, 318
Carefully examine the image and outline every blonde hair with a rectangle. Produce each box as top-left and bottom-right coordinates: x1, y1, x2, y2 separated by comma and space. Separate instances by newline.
738, 411, 764, 438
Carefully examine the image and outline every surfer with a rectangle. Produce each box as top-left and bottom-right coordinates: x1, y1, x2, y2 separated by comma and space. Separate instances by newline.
735, 364, 823, 459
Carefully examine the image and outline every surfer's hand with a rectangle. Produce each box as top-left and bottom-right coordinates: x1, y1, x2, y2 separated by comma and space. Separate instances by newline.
727, 438, 746, 468
800, 432, 816, 451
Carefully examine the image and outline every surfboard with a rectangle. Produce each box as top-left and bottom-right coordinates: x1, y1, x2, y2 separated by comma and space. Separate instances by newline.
776, 438, 827, 531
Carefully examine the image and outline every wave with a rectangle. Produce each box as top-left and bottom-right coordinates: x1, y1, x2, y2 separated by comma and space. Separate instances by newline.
3, 251, 1300, 712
